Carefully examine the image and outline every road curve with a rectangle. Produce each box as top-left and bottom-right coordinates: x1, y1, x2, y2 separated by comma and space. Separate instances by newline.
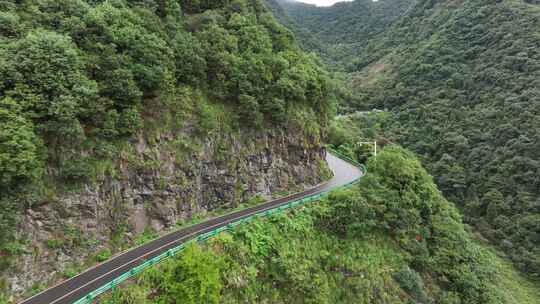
20, 152, 363, 304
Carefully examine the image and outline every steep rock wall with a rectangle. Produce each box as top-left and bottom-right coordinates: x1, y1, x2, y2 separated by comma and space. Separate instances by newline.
8, 127, 328, 295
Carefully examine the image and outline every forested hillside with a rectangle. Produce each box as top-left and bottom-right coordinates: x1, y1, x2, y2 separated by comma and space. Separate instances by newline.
274, 0, 540, 277
3, 0, 540, 301
0, 0, 337, 298
264, 0, 328, 57
268, 0, 414, 68
101, 145, 540, 304
276, 0, 413, 45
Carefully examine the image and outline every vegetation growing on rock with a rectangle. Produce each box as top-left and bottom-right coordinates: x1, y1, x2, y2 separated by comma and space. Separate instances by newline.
0, 0, 336, 298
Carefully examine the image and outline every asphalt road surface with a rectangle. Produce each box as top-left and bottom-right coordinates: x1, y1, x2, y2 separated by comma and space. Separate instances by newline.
20, 152, 363, 304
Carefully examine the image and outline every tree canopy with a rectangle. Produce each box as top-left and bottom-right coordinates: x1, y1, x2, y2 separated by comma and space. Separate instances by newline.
274, 0, 540, 277
0, 0, 337, 266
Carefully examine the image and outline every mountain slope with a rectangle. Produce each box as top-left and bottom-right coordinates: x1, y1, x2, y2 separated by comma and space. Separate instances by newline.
264, 0, 325, 51
271, 0, 540, 278
283, 0, 540, 276
348, 0, 540, 276
276, 0, 414, 45
270, 0, 415, 68
0, 0, 336, 298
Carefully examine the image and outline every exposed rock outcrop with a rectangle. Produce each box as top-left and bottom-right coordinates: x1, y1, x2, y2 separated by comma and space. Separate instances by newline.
8, 127, 327, 295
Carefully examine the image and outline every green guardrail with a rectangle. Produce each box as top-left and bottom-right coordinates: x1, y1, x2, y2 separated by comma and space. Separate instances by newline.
73, 151, 365, 304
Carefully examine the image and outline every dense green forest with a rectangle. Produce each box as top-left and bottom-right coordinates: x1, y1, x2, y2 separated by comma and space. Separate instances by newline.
267, 0, 414, 69
264, 0, 328, 59
275, 0, 540, 278
275, 0, 412, 45
101, 145, 540, 304
3, 0, 540, 301
0, 0, 336, 251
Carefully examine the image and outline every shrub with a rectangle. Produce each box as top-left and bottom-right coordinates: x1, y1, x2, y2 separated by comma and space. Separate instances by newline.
46, 239, 65, 249
118, 107, 143, 136
60, 157, 94, 182
394, 267, 431, 303
0, 198, 19, 245
95, 249, 112, 262
157, 244, 225, 304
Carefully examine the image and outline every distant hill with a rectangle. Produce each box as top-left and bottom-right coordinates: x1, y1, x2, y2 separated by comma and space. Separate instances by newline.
276, 0, 414, 45
268, 0, 415, 69
265, 0, 330, 57
272, 0, 540, 277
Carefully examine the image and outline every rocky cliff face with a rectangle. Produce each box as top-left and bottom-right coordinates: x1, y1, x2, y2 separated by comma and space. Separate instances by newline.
8, 127, 328, 295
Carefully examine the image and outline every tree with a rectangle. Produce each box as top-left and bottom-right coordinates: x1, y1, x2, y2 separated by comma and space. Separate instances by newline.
6, 30, 97, 139
172, 31, 207, 85
82, 2, 173, 95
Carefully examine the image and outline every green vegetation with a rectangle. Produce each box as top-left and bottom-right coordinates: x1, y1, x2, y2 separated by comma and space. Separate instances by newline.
0, 0, 336, 273
95, 249, 113, 263
0, 97, 42, 193
3, 0, 539, 301
274, 0, 540, 278
350, 0, 540, 277
266, 0, 414, 69
101, 146, 540, 303
135, 228, 159, 246
328, 112, 390, 162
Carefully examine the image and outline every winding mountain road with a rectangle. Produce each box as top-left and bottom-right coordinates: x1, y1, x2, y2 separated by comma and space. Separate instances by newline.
20, 151, 363, 304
